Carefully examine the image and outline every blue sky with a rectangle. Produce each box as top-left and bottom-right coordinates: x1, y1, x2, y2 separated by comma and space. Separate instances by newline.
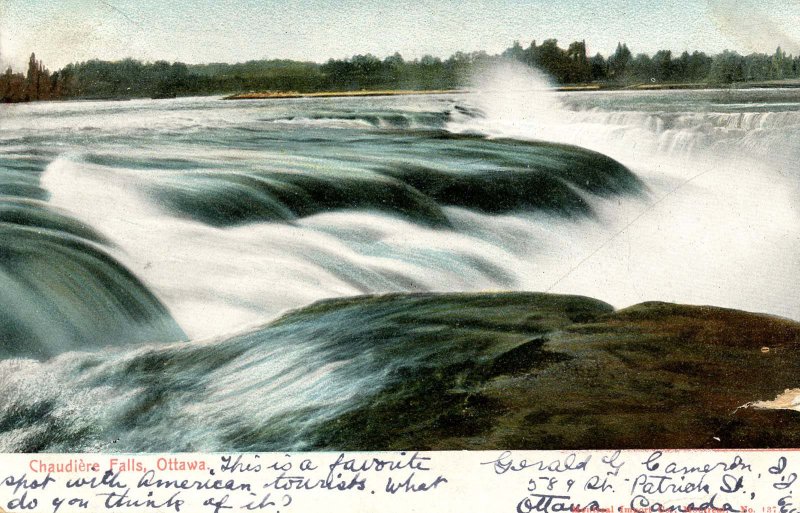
1, 0, 799, 69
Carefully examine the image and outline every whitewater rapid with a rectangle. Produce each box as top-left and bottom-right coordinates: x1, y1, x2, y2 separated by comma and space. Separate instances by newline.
455, 67, 800, 319
2, 68, 800, 451
29, 83, 800, 339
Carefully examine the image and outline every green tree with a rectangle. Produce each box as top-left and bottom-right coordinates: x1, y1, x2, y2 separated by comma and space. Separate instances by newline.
709, 50, 745, 83
608, 43, 632, 80
651, 50, 674, 82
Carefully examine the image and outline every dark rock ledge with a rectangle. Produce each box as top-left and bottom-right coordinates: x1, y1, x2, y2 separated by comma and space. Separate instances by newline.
286, 292, 800, 450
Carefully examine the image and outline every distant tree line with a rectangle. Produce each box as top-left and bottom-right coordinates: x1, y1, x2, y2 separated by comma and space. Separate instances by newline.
1, 53, 65, 102
49, 53, 490, 99
3, 40, 800, 102
528, 41, 800, 85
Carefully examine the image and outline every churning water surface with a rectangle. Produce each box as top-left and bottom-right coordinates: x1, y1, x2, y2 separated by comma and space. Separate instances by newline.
1, 67, 799, 450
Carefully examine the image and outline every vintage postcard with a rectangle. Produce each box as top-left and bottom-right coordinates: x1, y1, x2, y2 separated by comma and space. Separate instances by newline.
0, 0, 799, 510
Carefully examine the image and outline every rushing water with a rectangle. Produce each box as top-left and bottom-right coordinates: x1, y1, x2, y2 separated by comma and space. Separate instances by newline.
1, 72, 799, 450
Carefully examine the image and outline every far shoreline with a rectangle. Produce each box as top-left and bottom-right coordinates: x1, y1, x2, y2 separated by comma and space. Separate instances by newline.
223, 89, 467, 100
223, 79, 800, 100
4, 79, 799, 106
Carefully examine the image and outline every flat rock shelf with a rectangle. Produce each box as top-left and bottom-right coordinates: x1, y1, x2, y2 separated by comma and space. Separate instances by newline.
292, 292, 800, 450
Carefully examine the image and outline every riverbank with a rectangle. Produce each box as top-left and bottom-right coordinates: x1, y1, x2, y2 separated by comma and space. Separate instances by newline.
9, 79, 800, 105
619, 78, 800, 90
223, 89, 466, 100
223, 79, 800, 100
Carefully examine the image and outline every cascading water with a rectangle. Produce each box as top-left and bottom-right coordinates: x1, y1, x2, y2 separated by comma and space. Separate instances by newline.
451, 62, 800, 319
1, 63, 799, 450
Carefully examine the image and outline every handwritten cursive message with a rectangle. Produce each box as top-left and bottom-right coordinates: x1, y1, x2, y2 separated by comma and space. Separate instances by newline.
0, 451, 798, 512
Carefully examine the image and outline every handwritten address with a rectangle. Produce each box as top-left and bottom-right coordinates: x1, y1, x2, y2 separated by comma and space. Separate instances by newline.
1, 450, 799, 512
